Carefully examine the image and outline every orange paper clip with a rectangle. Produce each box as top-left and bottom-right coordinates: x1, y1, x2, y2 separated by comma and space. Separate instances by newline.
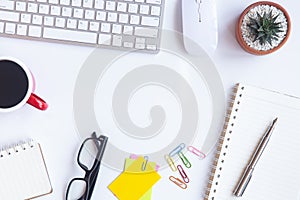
165, 154, 177, 172
177, 165, 189, 183
187, 146, 206, 159
169, 176, 187, 189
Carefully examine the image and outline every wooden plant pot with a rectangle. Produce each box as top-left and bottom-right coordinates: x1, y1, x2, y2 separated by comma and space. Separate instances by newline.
236, 1, 291, 55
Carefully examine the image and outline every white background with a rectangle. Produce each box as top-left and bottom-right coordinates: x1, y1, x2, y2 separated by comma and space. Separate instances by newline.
0, 0, 299, 199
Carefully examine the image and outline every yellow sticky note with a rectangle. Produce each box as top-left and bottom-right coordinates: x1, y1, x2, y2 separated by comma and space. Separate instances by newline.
108, 157, 161, 200
125, 158, 156, 200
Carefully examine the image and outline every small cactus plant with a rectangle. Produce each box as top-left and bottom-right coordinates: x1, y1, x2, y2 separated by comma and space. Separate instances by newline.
247, 11, 284, 46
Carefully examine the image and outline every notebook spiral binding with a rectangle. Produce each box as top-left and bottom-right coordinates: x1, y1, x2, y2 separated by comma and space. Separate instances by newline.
204, 84, 245, 200
0, 140, 35, 158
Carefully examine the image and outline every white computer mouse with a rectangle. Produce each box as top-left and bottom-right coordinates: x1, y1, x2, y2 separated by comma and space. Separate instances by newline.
182, 0, 218, 56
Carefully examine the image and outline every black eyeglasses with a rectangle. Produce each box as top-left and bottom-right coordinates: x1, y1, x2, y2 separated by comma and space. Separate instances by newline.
66, 132, 108, 200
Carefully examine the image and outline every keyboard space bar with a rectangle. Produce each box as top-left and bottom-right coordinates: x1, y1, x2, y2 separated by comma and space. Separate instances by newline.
43, 28, 97, 44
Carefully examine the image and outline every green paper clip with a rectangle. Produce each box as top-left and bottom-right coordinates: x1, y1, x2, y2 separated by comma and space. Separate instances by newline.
178, 152, 191, 168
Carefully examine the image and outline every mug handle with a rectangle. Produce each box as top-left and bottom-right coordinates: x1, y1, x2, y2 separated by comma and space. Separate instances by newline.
27, 93, 48, 111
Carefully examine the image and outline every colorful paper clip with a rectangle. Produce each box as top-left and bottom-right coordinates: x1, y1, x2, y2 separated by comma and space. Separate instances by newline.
165, 154, 177, 172
141, 156, 149, 171
169, 176, 187, 189
169, 143, 185, 157
178, 151, 191, 168
177, 165, 189, 183
187, 146, 206, 159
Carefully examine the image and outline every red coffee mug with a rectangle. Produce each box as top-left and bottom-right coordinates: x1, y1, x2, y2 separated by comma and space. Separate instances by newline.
0, 57, 48, 112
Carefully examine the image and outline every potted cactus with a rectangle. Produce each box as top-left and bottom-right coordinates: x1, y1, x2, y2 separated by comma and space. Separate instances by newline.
236, 1, 291, 55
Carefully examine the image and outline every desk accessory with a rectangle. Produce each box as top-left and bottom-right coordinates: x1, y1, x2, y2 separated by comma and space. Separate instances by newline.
233, 118, 278, 197
0, 140, 52, 199
0, 57, 48, 112
0, 0, 165, 53
182, 0, 218, 56
108, 156, 161, 200
205, 84, 300, 200
236, 1, 291, 55
66, 133, 108, 200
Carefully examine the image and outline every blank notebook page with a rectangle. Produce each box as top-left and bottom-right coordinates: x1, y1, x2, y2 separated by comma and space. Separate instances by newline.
0, 141, 52, 200
205, 84, 300, 200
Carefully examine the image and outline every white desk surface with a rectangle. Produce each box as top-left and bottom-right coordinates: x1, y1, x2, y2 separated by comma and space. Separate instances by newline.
0, 0, 299, 199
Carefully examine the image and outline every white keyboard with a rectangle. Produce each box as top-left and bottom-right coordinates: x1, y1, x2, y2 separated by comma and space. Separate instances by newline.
0, 0, 164, 53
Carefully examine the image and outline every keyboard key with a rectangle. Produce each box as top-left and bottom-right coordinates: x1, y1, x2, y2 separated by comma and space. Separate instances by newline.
55, 17, 66, 28
89, 21, 99, 31
28, 3, 38, 13
98, 34, 111, 45
106, 1, 116, 11
136, 37, 145, 44
44, 16, 54, 26
37, 0, 47, 3
28, 25, 41, 37
135, 43, 145, 49
51, 6, 61, 15
107, 12, 117, 22
78, 20, 88, 30
32, 15, 43, 25
140, 5, 149, 15
16, 2, 26, 11
94, 0, 104, 9
72, 0, 81, 7
39, 4, 50, 14
17, 24, 27, 35
151, 6, 160, 16
123, 25, 133, 35
147, 44, 157, 50
101, 23, 110, 33
83, 0, 93, 8
5, 23, 16, 34
21, 13, 31, 23
96, 11, 106, 21
0, 0, 15, 10
119, 14, 129, 23
74, 8, 84, 18
67, 19, 77, 29
0, 11, 19, 22
62, 7, 72, 17
141, 16, 159, 27
146, 0, 161, 5
85, 10, 95, 20
130, 15, 140, 25
0, 22, 4, 33
44, 27, 97, 43
112, 35, 122, 47
124, 42, 133, 48
60, 0, 70, 5
117, 2, 127, 12
112, 24, 122, 34
134, 27, 158, 38
128, 4, 138, 13
49, 0, 59, 4
135, 0, 144, 2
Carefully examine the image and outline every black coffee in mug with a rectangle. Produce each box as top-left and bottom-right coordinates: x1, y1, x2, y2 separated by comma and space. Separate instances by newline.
0, 60, 29, 108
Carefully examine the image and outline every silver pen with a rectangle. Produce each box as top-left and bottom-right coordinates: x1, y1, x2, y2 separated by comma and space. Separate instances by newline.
233, 118, 278, 197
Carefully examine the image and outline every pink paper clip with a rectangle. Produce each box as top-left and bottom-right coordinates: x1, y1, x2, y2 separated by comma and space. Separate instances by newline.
187, 146, 206, 159
177, 165, 189, 183
169, 176, 187, 189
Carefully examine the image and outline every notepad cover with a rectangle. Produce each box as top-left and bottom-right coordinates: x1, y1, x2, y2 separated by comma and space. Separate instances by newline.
205, 84, 300, 200
0, 141, 52, 200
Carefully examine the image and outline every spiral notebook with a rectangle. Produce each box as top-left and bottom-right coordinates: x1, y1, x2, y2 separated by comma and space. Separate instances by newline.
0, 141, 52, 200
205, 84, 300, 200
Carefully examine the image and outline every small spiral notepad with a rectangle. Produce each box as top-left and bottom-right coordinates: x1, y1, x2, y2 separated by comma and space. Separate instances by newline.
0, 141, 52, 200
205, 84, 300, 200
